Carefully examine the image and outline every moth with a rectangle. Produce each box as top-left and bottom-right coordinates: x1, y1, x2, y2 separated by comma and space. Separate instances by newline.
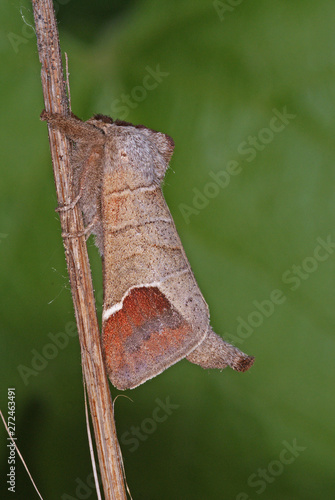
41, 111, 254, 390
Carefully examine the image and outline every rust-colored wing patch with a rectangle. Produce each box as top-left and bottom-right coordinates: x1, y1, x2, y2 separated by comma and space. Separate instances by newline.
102, 287, 197, 390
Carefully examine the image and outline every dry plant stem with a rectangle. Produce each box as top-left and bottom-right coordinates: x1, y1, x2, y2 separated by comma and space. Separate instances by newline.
31, 1, 127, 499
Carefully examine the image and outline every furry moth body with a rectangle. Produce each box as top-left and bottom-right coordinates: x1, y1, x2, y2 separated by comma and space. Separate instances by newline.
41, 111, 254, 390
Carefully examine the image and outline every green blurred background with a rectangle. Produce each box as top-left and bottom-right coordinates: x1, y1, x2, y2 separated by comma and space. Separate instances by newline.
1, 1, 334, 498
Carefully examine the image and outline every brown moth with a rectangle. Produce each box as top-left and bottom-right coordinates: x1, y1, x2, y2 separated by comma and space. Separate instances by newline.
41, 111, 254, 390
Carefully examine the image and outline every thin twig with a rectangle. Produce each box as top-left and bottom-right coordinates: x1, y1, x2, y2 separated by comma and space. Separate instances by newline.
83, 380, 103, 500
31, 1, 127, 498
0, 409, 44, 500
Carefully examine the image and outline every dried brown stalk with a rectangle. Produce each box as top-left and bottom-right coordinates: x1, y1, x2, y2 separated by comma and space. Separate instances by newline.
31, 1, 127, 498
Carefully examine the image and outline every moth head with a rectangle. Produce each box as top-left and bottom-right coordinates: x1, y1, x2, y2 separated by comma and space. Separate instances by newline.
91, 115, 175, 191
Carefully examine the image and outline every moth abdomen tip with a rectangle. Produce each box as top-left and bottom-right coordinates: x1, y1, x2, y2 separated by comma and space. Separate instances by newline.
231, 355, 255, 372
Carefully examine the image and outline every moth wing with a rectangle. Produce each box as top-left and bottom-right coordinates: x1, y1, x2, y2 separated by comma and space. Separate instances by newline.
102, 286, 202, 390
100, 125, 208, 389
